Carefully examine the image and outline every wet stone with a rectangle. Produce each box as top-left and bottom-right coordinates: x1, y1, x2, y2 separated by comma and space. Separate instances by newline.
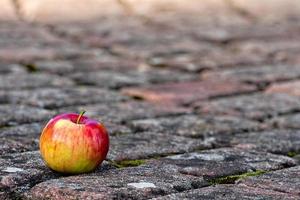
123, 79, 256, 106
150, 148, 296, 180
129, 115, 262, 138
0, 87, 127, 109
229, 130, 300, 156
154, 184, 298, 200
196, 94, 300, 121
25, 163, 206, 200
0, 105, 53, 126
202, 65, 300, 86
0, 73, 74, 89
0, 123, 43, 155
240, 166, 300, 196
70, 69, 197, 89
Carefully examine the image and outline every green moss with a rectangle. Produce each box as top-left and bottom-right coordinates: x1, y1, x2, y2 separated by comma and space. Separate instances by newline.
108, 159, 146, 168
209, 170, 266, 185
287, 151, 297, 157
23, 63, 38, 72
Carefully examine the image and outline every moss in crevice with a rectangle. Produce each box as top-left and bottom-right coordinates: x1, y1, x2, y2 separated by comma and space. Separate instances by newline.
287, 151, 298, 157
208, 170, 266, 185
23, 63, 38, 72
108, 159, 147, 168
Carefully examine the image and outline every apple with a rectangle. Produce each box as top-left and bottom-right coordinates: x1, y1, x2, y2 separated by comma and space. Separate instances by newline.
39, 111, 109, 174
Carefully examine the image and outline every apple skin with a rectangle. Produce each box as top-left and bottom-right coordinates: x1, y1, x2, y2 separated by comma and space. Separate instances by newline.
39, 113, 109, 174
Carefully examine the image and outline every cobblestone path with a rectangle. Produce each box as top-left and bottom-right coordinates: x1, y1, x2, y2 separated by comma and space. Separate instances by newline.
1, 3, 300, 199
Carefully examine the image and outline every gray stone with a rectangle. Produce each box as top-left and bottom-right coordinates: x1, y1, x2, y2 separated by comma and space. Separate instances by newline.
151, 148, 296, 180
25, 162, 206, 200
0, 73, 73, 89
196, 94, 300, 121
71, 69, 197, 89
0, 87, 127, 109
240, 166, 300, 196
229, 130, 300, 155
154, 184, 298, 200
0, 123, 43, 155
129, 115, 262, 138
202, 65, 300, 86
0, 105, 53, 126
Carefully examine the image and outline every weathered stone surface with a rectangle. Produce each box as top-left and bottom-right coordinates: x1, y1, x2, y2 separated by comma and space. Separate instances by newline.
0, 105, 53, 126
240, 166, 300, 196
0, 73, 73, 89
202, 65, 300, 86
123, 79, 256, 106
152, 148, 296, 179
271, 113, 300, 129
0, 123, 43, 155
108, 132, 217, 161
196, 94, 300, 120
25, 162, 206, 200
0, 87, 127, 109
59, 101, 190, 124
229, 130, 300, 155
0, 151, 113, 198
71, 69, 197, 89
33, 60, 75, 75
129, 115, 262, 138
155, 184, 298, 200
266, 80, 300, 96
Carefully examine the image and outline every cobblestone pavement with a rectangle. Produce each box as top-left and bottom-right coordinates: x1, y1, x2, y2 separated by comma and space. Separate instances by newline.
1, 2, 300, 199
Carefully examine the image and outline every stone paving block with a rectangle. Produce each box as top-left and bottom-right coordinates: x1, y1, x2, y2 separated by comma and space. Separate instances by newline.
25, 162, 206, 200
196, 93, 300, 121
108, 132, 217, 161
202, 65, 300, 86
240, 166, 300, 196
129, 115, 262, 138
0, 63, 25, 74
70, 69, 197, 89
154, 184, 298, 200
122, 79, 256, 106
0, 105, 53, 126
0, 73, 73, 89
33, 60, 75, 75
0, 87, 127, 109
152, 148, 296, 179
229, 130, 300, 156
0, 123, 42, 155
266, 80, 300, 96
271, 114, 300, 130
59, 101, 190, 124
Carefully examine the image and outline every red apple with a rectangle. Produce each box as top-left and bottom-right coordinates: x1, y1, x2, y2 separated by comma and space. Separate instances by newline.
39, 111, 109, 174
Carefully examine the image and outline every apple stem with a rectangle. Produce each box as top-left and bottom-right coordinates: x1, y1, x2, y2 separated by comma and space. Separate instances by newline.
76, 110, 86, 124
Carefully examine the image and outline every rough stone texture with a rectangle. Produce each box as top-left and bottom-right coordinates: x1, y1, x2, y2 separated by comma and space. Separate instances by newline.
266, 80, 300, 96
0, 87, 127, 109
155, 184, 299, 200
129, 115, 262, 138
71, 68, 197, 89
0, 73, 74, 89
196, 94, 300, 121
229, 130, 300, 155
153, 148, 296, 179
0, 105, 53, 126
0, 123, 43, 155
1, 1, 300, 199
123, 79, 256, 106
271, 114, 300, 130
25, 162, 206, 200
240, 166, 300, 196
202, 65, 300, 86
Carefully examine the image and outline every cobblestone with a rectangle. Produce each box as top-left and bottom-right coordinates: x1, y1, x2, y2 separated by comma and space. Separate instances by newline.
1, 2, 300, 199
